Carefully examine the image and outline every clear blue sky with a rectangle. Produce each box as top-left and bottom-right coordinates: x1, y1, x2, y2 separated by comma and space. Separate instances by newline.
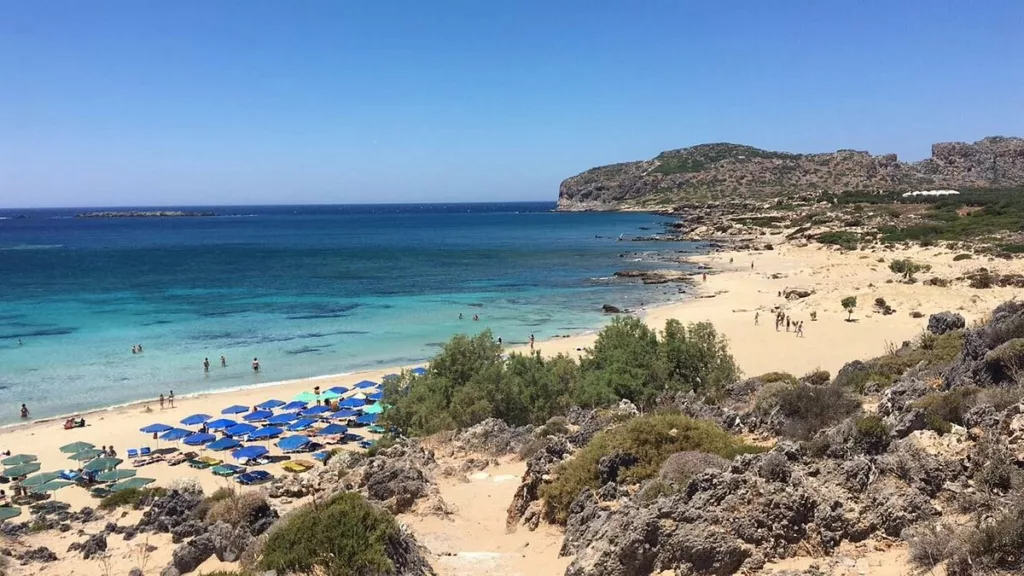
2, 1, 1022, 208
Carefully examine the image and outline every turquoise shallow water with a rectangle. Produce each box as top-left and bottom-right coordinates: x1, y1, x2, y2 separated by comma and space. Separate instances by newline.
0, 203, 698, 424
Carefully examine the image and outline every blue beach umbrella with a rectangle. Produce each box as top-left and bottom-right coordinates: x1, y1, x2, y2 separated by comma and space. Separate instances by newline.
287, 418, 317, 432
355, 413, 379, 425
140, 423, 172, 434
320, 424, 348, 436
242, 410, 273, 422
338, 397, 365, 408
232, 445, 268, 462
206, 418, 236, 431
160, 428, 192, 441
281, 401, 308, 412
300, 405, 331, 417
267, 412, 300, 425
367, 391, 384, 402
330, 409, 359, 419
327, 386, 348, 395
248, 427, 283, 440
221, 405, 249, 415
410, 367, 427, 376
225, 423, 258, 437
183, 433, 216, 446
207, 437, 241, 451
256, 399, 285, 410
277, 435, 311, 452
180, 414, 211, 426
353, 380, 378, 389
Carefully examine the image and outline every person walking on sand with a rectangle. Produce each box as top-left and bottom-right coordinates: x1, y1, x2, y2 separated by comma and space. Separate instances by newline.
786, 316, 791, 332
168, 390, 174, 408
754, 312, 759, 326
751, 262, 755, 270
159, 394, 165, 409
203, 357, 210, 373
252, 357, 260, 372
220, 355, 226, 367
497, 337, 502, 346
529, 334, 535, 350
702, 272, 707, 283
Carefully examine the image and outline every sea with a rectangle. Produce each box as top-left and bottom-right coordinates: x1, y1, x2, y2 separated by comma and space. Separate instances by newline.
0, 202, 699, 425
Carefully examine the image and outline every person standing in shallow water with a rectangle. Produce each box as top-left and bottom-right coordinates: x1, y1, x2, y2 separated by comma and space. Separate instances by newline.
168, 391, 174, 408
220, 355, 226, 367
20, 404, 29, 419
252, 357, 260, 372
203, 358, 210, 373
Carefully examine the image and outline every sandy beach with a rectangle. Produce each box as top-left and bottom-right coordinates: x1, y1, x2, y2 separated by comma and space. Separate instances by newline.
2, 237, 1019, 575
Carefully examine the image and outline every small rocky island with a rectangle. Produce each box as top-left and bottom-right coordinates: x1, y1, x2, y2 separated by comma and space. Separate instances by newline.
75, 210, 216, 218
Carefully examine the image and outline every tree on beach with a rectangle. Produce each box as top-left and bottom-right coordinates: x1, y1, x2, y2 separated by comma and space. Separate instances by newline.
841, 296, 858, 321
889, 258, 931, 282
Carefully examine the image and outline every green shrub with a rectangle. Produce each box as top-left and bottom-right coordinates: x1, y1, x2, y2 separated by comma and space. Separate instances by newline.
913, 388, 979, 434
854, 415, 890, 454
889, 259, 931, 281
943, 502, 1024, 576
841, 296, 857, 321
817, 231, 860, 250
98, 487, 167, 511
801, 369, 831, 386
366, 435, 398, 457
206, 491, 271, 529
540, 414, 761, 523
985, 338, 1024, 374
953, 253, 973, 261
770, 384, 862, 440
758, 371, 798, 385
256, 492, 402, 576
538, 416, 569, 436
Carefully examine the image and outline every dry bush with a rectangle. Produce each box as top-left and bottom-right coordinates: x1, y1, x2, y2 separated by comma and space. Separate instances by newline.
800, 368, 831, 387
206, 491, 271, 530
906, 520, 965, 570
773, 384, 862, 440
169, 477, 203, 494
658, 451, 730, 485
516, 437, 549, 460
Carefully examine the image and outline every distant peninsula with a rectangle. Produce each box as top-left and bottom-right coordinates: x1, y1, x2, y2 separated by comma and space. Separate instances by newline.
75, 211, 216, 218
558, 136, 1024, 211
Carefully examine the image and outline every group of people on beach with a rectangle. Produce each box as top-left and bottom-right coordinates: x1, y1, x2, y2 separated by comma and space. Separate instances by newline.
759, 310, 804, 337
158, 391, 175, 409
459, 312, 536, 350
201, 356, 260, 373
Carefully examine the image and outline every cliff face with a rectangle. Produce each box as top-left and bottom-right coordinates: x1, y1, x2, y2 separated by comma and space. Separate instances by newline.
557, 137, 1024, 210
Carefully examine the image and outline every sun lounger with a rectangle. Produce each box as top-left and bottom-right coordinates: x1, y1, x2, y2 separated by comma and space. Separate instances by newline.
167, 451, 197, 466
236, 470, 273, 485
211, 464, 245, 477
359, 440, 375, 449
132, 454, 165, 467
312, 451, 330, 463
127, 448, 139, 459
89, 487, 112, 499
140, 446, 151, 456
187, 459, 209, 469
281, 460, 314, 473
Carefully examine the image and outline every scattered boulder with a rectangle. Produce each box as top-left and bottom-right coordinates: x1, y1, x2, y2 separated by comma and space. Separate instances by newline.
601, 304, 622, 313
67, 532, 107, 560
783, 287, 815, 300
170, 532, 216, 574
506, 437, 572, 531
447, 418, 534, 456
928, 312, 966, 335
19, 546, 57, 563
136, 489, 205, 535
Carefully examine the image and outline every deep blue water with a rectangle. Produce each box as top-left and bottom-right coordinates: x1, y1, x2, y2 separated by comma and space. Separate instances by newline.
0, 203, 697, 424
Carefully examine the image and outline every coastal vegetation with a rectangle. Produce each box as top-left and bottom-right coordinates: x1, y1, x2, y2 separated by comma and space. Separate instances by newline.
841, 296, 857, 321
382, 317, 738, 436
539, 413, 763, 523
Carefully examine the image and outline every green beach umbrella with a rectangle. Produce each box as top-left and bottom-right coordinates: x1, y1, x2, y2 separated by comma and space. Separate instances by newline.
96, 469, 137, 482
82, 458, 122, 472
1, 454, 37, 466
60, 441, 95, 454
111, 477, 154, 492
0, 507, 22, 522
20, 471, 62, 488
69, 449, 103, 461
34, 480, 73, 493
321, 390, 342, 400
2, 462, 41, 478
293, 391, 318, 403
362, 403, 384, 415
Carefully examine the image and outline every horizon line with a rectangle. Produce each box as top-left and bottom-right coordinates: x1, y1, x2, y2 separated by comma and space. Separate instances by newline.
0, 198, 558, 211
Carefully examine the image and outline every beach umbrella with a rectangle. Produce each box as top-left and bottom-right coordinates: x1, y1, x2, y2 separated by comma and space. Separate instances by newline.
243, 410, 273, 422
281, 400, 308, 411
20, 471, 62, 488
367, 391, 384, 402
338, 397, 365, 408
59, 441, 95, 454
183, 433, 216, 446
287, 418, 317, 432
180, 413, 211, 426
353, 380, 378, 389
111, 477, 154, 492
327, 386, 349, 395
256, 399, 285, 410
320, 424, 348, 436
0, 507, 21, 522
83, 457, 122, 472
355, 413, 379, 425
160, 428, 191, 441
267, 412, 300, 425
206, 418, 236, 431
207, 437, 241, 451
225, 423, 258, 437
3, 462, 40, 478
410, 367, 427, 376
34, 479, 73, 493
139, 423, 172, 434
68, 448, 103, 461
320, 390, 342, 400
362, 403, 384, 415
232, 445, 268, 462
277, 435, 311, 452
221, 405, 249, 415
292, 392, 318, 403
300, 405, 331, 417
1, 454, 37, 466
248, 427, 283, 440
96, 469, 137, 482
330, 409, 359, 419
